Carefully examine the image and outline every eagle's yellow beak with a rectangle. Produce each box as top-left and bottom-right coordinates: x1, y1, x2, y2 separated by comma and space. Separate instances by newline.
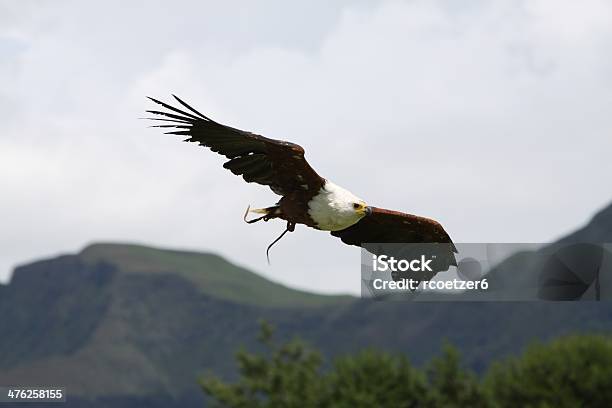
355, 203, 370, 216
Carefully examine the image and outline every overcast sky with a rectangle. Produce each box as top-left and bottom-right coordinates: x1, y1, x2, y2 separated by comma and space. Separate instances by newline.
1, 0, 611, 295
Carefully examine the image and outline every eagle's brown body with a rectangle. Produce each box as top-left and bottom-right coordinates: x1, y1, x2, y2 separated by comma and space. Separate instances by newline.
278, 191, 319, 228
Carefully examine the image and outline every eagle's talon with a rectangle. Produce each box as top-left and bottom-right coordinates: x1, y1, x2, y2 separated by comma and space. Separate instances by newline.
244, 205, 275, 224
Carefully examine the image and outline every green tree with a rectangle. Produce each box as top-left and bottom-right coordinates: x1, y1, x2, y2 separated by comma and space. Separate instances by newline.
201, 322, 612, 407
323, 350, 429, 408
485, 335, 612, 408
426, 345, 493, 408
201, 321, 324, 408
201, 322, 432, 407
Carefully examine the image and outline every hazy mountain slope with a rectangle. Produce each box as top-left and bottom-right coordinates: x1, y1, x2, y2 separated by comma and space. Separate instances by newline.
558, 203, 612, 243
79, 242, 352, 308
0, 256, 114, 369
482, 202, 612, 299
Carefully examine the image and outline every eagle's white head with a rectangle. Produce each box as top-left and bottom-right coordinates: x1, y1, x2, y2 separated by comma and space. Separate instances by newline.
307, 180, 370, 231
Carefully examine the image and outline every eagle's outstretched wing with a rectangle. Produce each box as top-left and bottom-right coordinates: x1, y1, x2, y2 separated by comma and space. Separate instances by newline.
332, 207, 457, 279
147, 95, 324, 196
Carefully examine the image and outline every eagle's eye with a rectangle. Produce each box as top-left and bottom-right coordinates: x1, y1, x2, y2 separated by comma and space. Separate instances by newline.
353, 203, 361, 209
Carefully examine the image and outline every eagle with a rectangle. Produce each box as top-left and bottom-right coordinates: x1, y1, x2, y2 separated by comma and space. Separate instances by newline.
147, 95, 457, 277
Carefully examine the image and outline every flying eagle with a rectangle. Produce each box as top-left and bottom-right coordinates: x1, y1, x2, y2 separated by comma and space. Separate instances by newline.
147, 95, 457, 275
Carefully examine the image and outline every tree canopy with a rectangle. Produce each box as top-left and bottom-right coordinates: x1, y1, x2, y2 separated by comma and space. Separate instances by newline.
201, 322, 612, 407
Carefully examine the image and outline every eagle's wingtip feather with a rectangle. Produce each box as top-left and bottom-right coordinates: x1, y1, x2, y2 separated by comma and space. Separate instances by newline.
171, 94, 214, 122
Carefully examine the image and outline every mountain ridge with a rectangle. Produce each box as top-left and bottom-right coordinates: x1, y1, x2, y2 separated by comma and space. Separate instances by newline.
79, 242, 353, 308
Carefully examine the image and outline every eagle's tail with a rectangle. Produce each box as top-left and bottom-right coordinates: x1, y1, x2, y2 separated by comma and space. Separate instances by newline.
248, 207, 269, 215
243, 205, 281, 224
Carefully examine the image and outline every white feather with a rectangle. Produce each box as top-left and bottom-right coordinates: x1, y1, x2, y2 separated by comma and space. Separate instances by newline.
307, 180, 366, 231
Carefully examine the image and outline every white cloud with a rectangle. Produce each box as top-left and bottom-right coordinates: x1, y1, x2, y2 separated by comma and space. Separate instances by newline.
1, 0, 611, 294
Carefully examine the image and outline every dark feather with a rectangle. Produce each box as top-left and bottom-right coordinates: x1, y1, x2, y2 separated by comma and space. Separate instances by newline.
172, 94, 214, 121
147, 96, 325, 196
146, 110, 192, 122
332, 207, 457, 279
147, 96, 203, 121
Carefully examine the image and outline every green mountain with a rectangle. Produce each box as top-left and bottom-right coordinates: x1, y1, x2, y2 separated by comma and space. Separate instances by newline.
79, 242, 352, 307
1, 203, 612, 407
